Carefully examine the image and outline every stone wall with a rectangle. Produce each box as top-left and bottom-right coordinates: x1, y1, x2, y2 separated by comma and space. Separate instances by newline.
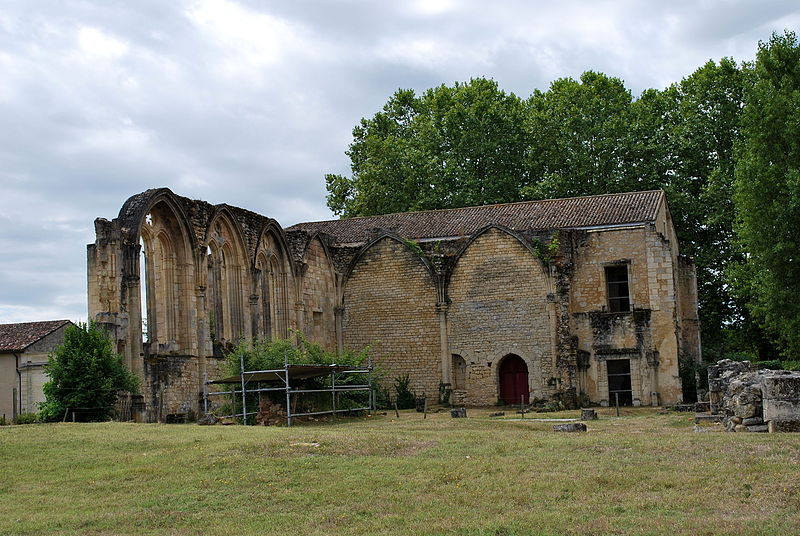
570, 224, 682, 406
448, 228, 553, 405
300, 237, 337, 350
342, 237, 441, 397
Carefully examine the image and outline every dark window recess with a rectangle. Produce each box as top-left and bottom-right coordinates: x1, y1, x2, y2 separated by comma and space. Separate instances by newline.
605, 265, 631, 312
607, 359, 633, 406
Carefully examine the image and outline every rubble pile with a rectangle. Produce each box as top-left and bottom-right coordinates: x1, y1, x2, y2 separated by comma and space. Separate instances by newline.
708, 359, 800, 433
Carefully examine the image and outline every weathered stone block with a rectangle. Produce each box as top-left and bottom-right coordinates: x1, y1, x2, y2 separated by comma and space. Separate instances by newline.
733, 403, 760, 419
580, 408, 598, 420
763, 399, 800, 422
768, 420, 800, 433
761, 373, 800, 399
450, 407, 467, 418
553, 422, 587, 432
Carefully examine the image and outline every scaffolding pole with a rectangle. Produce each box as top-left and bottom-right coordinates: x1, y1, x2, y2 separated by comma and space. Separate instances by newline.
204, 362, 373, 427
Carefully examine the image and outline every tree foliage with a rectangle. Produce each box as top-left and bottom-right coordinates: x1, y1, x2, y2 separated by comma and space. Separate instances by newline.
40, 322, 138, 421
225, 331, 367, 376
733, 31, 800, 356
326, 78, 528, 217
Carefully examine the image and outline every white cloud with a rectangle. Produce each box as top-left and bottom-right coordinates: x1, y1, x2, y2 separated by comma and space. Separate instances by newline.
78, 27, 129, 59
186, 0, 309, 75
408, 0, 456, 17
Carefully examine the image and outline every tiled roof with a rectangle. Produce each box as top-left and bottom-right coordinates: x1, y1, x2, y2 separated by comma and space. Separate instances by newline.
0, 320, 72, 352
288, 190, 664, 245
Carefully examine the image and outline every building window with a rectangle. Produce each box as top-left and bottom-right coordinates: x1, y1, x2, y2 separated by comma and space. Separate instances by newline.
605, 265, 631, 312
607, 359, 633, 405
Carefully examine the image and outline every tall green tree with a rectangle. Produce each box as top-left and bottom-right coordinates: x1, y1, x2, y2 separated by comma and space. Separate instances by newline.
668, 59, 766, 359
40, 322, 138, 421
733, 31, 800, 356
523, 71, 637, 200
325, 78, 527, 217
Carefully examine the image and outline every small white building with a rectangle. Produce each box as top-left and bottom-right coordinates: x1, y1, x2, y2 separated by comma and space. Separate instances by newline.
0, 320, 73, 419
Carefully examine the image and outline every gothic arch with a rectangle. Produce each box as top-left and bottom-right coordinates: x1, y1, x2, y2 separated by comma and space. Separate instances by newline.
449, 224, 553, 294
136, 196, 195, 354
253, 225, 293, 340
342, 233, 437, 288
204, 209, 250, 343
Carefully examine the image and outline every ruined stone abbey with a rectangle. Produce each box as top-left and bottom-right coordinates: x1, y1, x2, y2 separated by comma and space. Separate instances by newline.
88, 188, 700, 419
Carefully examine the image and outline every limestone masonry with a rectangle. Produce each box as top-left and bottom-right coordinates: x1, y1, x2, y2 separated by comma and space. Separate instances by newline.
88, 189, 700, 420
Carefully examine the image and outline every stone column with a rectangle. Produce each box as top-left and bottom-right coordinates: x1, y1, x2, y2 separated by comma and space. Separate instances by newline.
576, 350, 590, 399
295, 301, 305, 339
437, 302, 451, 387
597, 357, 609, 406
249, 293, 259, 340
125, 275, 143, 378
334, 306, 345, 355
646, 350, 660, 406
195, 285, 208, 390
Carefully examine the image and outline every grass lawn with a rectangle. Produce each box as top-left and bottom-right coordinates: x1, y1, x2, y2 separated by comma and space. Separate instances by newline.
1, 407, 798, 535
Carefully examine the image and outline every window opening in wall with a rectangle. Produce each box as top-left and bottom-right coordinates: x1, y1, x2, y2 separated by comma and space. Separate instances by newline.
605, 265, 631, 312
140, 237, 149, 343
607, 359, 633, 406
452, 354, 466, 390
258, 260, 272, 340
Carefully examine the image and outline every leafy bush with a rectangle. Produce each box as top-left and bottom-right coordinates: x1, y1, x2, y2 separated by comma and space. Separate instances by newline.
14, 412, 38, 425
39, 322, 138, 422
225, 330, 367, 376
394, 374, 416, 409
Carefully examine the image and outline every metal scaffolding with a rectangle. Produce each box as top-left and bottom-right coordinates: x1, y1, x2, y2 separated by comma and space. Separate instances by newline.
203, 357, 374, 426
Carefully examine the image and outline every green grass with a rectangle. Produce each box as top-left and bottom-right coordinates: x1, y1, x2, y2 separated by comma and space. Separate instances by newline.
1, 407, 799, 535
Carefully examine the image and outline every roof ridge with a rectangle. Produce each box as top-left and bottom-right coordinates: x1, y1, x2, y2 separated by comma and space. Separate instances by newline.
0, 319, 72, 328
289, 189, 663, 228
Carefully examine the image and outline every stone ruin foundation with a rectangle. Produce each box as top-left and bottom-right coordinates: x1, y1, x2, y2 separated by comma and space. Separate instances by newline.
708, 359, 800, 433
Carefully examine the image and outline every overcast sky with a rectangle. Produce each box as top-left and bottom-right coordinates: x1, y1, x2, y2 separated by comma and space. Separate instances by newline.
0, 0, 797, 324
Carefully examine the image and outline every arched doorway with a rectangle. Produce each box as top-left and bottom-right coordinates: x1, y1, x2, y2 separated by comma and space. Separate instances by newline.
499, 354, 529, 405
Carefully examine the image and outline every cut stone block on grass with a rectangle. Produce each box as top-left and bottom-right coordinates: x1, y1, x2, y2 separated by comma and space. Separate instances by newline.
553, 423, 587, 432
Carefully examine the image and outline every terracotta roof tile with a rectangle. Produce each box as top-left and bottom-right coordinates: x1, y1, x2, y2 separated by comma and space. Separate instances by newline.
288, 190, 664, 244
0, 320, 72, 352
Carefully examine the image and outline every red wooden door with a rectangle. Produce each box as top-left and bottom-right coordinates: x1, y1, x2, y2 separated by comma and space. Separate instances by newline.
499, 354, 529, 405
